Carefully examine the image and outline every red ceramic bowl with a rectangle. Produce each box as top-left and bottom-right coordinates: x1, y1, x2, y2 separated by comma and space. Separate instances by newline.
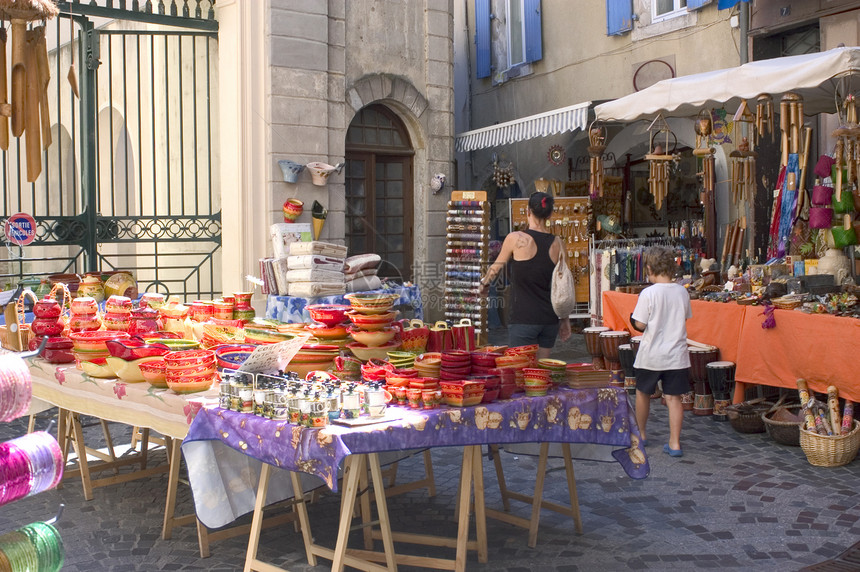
481, 388, 500, 403
166, 374, 216, 394
470, 351, 502, 367
69, 330, 131, 351
30, 336, 75, 364
306, 323, 349, 340
441, 364, 472, 376
498, 383, 518, 399
70, 297, 99, 315
139, 359, 168, 387
106, 338, 171, 361
506, 344, 539, 355
414, 352, 442, 366
69, 315, 102, 332
214, 344, 256, 370
306, 304, 351, 327
164, 349, 216, 369
345, 310, 398, 330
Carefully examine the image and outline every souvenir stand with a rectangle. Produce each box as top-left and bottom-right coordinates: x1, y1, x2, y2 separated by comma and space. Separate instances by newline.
445, 190, 489, 345
509, 196, 591, 316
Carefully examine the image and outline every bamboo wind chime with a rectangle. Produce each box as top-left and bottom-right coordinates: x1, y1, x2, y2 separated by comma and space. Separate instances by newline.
587, 121, 606, 198
833, 94, 860, 205
729, 101, 758, 206
693, 109, 715, 197
0, 0, 58, 182
755, 94, 775, 146
645, 114, 674, 211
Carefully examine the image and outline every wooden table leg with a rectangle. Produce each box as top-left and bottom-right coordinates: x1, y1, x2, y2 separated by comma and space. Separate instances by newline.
332, 455, 363, 572
471, 446, 488, 563
527, 442, 550, 548
358, 455, 374, 550
99, 419, 119, 475
162, 437, 181, 541
69, 413, 94, 501
561, 443, 583, 534
243, 462, 273, 572
423, 449, 436, 497
289, 469, 317, 567
454, 446, 475, 572
489, 444, 510, 511
367, 453, 397, 571
139, 428, 150, 470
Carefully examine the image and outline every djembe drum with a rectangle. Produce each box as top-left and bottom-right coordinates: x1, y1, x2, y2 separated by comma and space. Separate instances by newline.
630, 335, 643, 357
689, 346, 719, 415
600, 330, 630, 372
617, 343, 636, 394
706, 361, 736, 421
583, 326, 609, 369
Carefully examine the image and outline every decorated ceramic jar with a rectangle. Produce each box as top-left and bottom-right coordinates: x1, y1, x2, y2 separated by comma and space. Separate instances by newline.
127, 307, 161, 337
105, 295, 133, 314
70, 296, 99, 317
78, 274, 105, 303
139, 292, 166, 310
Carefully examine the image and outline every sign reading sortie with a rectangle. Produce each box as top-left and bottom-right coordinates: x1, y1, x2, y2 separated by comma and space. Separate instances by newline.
4, 213, 37, 246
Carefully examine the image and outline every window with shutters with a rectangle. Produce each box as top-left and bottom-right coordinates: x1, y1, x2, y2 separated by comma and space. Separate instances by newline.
653, 0, 688, 21
475, 0, 542, 81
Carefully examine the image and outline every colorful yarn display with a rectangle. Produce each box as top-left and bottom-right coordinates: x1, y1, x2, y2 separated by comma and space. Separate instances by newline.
0, 355, 32, 423
0, 432, 63, 507
0, 522, 64, 572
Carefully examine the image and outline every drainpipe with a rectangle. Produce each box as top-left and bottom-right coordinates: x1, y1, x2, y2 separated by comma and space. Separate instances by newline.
739, 2, 749, 64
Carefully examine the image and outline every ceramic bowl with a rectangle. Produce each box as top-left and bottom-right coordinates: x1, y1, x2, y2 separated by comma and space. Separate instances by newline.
105, 295, 133, 313
347, 340, 401, 362
306, 304, 351, 327
106, 356, 164, 383
306, 323, 349, 340
537, 358, 567, 371
348, 327, 397, 347
139, 359, 168, 388
287, 360, 335, 379
214, 344, 256, 370
243, 328, 296, 345
30, 336, 75, 364
69, 330, 131, 352
346, 310, 398, 330
80, 358, 116, 378
470, 351, 502, 367
164, 349, 216, 369
523, 383, 551, 397
495, 355, 530, 368
506, 344, 539, 355
441, 391, 484, 408
106, 338, 171, 361
144, 338, 200, 351
166, 374, 216, 394
344, 293, 399, 315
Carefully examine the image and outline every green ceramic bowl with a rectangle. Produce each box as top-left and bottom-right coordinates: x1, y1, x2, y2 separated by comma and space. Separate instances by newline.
144, 338, 200, 351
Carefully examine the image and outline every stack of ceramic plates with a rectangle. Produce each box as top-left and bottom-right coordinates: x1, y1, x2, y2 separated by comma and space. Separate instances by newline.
288, 344, 339, 378
344, 292, 400, 314
566, 365, 613, 388
536, 358, 568, 385
440, 350, 471, 381
387, 351, 416, 369
414, 352, 442, 378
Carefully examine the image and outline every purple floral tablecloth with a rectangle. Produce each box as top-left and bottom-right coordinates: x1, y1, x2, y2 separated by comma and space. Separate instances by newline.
184, 387, 649, 492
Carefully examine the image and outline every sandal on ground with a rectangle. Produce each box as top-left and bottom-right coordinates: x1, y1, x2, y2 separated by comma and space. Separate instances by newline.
663, 444, 683, 457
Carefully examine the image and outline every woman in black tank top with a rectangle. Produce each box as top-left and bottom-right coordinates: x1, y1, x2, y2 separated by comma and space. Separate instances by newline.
479, 192, 571, 359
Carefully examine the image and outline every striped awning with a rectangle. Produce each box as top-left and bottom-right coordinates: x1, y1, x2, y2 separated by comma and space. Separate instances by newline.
455, 101, 591, 152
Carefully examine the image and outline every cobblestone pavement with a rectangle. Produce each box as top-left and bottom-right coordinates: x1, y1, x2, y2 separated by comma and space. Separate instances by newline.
0, 331, 857, 571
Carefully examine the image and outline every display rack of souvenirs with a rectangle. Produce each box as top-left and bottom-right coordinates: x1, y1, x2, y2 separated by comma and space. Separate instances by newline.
444, 191, 489, 345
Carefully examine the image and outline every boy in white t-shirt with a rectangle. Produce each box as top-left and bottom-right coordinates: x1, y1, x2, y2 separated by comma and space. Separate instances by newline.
629, 247, 692, 457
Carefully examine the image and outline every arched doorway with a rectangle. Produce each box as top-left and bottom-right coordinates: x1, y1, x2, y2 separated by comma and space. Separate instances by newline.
345, 104, 414, 280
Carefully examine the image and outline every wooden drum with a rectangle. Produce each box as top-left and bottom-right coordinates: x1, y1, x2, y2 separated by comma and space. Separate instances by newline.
689, 346, 719, 384
600, 330, 630, 372
630, 335, 643, 357
617, 343, 636, 394
583, 326, 609, 369
707, 361, 736, 422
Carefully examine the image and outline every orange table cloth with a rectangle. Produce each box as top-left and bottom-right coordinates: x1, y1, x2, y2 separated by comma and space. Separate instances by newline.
601, 291, 860, 402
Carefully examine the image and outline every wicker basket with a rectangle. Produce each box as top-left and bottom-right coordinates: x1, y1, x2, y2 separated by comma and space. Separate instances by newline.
725, 400, 773, 434
799, 420, 860, 467
762, 406, 802, 447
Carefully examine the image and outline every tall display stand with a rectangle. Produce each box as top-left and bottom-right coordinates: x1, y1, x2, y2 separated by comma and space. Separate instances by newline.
445, 191, 489, 346
509, 197, 591, 317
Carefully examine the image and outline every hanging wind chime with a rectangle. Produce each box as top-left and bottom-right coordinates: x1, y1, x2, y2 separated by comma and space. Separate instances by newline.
0, 0, 58, 182
833, 94, 860, 204
729, 100, 758, 206
587, 120, 606, 198
693, 109, 715, 199
754, 93, 774, 146
645, 114, 675, 212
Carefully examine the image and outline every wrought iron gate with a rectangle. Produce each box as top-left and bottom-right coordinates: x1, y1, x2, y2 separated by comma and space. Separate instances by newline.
0, 0, 219, 301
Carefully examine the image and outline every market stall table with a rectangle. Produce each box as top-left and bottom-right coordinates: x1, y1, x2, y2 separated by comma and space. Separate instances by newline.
601, 291, 860, 401
265, 285, 423, 323
182, 386, 649, 571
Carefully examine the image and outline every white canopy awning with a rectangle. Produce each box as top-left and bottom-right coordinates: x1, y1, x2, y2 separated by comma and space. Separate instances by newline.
594, 47, 860, 122
455, 101, 591, 152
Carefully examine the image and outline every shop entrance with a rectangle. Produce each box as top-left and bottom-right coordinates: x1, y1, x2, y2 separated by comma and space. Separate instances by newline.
0, 2, 219, 300
344, 104, 414, 281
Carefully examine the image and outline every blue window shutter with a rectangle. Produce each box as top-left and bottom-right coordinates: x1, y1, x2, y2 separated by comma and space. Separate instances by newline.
687, 0, 712, 10
524, 0, 543, 64
475, 0, 491, 78
606, 0, 632, 36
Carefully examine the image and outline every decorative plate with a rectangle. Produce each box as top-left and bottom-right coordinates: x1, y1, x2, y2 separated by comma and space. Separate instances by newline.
548, 145, 566, 166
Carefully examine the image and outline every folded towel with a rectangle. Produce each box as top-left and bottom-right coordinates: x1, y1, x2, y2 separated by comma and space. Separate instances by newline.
344, 253, 381, 273
345, 275, 382, 293
289, 241, 348, 258
344, 268, 379, 282
272, 258, 291, 296
287, 255, 345, 272
286, 268, 345, 283
288, 281, 346, 298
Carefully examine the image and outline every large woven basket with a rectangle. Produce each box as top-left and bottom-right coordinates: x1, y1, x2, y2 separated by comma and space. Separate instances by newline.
799, 420, 860, 467
726, 400, 773, 434
762, 406, 802, 447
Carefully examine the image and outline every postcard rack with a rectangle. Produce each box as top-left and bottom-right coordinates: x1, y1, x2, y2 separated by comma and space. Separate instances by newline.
445, 191, 489, 344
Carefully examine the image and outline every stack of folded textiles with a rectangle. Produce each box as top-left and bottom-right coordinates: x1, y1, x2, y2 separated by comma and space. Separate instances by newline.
283, 242, 348, 297
344, 253, 382, 292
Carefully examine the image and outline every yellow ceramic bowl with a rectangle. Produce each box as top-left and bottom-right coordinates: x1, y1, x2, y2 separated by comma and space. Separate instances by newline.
348, 327, 397, 347
106, 356, 165, 383
346, 341, 401, 362
80, 358, 116, 379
